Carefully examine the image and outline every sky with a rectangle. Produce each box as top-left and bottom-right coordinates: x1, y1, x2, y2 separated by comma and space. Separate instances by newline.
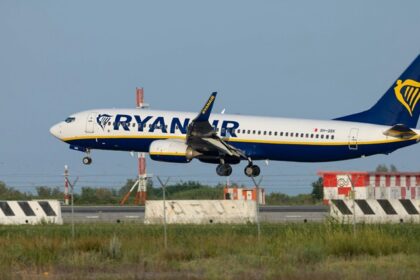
0, 1, 419, 195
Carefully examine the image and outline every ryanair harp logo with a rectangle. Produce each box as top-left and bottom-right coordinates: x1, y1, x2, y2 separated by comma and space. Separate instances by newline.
97, 114, 112, 130
394, 79, 420, 116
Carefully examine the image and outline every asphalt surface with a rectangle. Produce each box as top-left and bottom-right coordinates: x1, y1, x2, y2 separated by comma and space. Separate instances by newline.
61, 205, 328, 223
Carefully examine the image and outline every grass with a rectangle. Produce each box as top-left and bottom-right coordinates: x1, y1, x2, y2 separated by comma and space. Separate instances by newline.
0, 223, 419, 279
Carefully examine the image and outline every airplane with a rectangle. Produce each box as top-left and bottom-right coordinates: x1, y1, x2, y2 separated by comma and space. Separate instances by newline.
50, 55, 420, 177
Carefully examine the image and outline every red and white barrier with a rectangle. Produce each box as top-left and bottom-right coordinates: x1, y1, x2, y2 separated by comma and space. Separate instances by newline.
320, 171, 420, 202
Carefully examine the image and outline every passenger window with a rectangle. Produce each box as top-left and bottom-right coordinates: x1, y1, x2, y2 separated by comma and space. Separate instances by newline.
310, 134, 314, 138
269, 131, 272, 136
274, 132, 278, 136
263, 131, 267, 135
300, 133, 304, 137
258, 131, 261, 135
305, 133, 309, 138
280, 132, 283, 136
253, 130, 256, 134
285, 132, 289, 137
332, 135, 335, 140
326, 135, 329, 139
316, 134, 319, 139
290, 133, 294, 137
247, 130, 250, 134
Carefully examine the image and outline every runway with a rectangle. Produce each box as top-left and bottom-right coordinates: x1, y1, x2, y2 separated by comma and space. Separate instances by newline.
61, 205, 328, 223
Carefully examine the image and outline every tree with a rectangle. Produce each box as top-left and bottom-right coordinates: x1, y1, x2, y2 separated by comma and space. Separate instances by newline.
390, 164, 398, 172
311, 177, 323, 201
375, 164, 389, 172
375, 164, 398, 172
36, 186, 64, 199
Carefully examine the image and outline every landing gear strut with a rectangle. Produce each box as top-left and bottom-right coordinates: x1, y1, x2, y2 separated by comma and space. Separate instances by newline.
216, 163, 232, 176
82, 149, 92, 165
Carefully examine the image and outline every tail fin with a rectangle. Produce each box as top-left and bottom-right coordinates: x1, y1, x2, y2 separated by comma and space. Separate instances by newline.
335, 55, 420, 128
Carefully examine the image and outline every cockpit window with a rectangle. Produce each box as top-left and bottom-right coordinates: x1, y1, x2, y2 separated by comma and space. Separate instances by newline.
65, 117, 76, 123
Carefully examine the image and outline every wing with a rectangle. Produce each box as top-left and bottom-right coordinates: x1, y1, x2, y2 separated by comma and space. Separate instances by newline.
186, 92, 246, 160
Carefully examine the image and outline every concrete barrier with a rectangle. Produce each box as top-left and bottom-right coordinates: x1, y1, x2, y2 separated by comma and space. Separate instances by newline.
144, 200, 256, 224
0, 200, 63, 225
329, 199, 420, 223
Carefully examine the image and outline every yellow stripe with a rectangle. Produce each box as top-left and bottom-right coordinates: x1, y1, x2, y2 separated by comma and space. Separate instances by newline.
150, 152, 186, 156
62, 135, 185, 141
62, 134, 416, 146
411, 90, 420, 111
409, 88, 418, 105
404, 86, 410, 98
407, 87, 414, 100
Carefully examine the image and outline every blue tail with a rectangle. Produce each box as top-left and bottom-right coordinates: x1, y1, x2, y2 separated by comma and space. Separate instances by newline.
335, 55, 420, 128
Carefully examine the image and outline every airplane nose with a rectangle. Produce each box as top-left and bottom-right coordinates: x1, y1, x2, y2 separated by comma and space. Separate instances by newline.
50, 123, 62, 139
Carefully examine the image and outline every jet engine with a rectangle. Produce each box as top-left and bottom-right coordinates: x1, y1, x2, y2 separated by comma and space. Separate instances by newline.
149, 140, 199, 163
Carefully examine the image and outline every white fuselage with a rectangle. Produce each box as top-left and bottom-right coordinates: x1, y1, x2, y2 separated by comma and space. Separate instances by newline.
50, 109, 420, 163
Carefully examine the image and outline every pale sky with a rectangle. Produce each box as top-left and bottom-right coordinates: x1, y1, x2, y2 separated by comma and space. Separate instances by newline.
1, 1, 419, 194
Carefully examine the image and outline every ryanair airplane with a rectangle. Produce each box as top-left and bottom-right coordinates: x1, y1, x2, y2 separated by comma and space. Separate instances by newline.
50, 56, 420, 177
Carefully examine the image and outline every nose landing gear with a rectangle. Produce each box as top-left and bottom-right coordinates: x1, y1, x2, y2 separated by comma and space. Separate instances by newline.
82, 149, 92, 165
82, 156, 92, 165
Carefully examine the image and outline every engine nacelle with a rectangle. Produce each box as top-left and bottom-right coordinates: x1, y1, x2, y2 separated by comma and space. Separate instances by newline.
149, 140, 197, 163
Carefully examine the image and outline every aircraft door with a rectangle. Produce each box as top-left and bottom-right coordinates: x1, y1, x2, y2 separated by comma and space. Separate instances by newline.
348, 128, 359, 150
85, 112, 97, 133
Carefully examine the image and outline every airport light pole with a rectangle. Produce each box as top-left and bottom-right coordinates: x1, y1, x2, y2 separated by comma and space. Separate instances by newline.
251, 176, 263, 241
64, 165, 70, 205
65, 175, 79, 239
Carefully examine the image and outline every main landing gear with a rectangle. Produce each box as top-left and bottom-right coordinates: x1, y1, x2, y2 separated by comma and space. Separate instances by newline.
82, 149, 92, 165
216, 158, 260, 177
244, 164, 260, 177
216, 163, 232, 176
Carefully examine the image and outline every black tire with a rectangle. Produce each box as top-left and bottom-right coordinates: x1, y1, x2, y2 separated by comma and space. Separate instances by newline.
83, 157, 92, 165
216, 164, 232, 176
216, 164, 225, 176
251, 165, 260, 177
244, 165, 260, 177
244, 166, 254, 177
225, 164, 233, 176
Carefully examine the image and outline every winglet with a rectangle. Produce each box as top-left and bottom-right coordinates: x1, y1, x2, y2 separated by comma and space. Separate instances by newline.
194, 92, 217, 122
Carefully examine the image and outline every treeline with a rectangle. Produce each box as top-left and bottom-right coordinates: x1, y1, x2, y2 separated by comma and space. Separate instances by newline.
0, 179, 325, 205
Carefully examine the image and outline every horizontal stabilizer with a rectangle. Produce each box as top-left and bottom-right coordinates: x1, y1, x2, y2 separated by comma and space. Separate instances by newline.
383, 124, 417, 139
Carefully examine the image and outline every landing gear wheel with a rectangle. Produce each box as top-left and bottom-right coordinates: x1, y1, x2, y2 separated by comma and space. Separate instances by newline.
216, 164, 232, 176
82, 157, 92, 165
244, 165, 260, 177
